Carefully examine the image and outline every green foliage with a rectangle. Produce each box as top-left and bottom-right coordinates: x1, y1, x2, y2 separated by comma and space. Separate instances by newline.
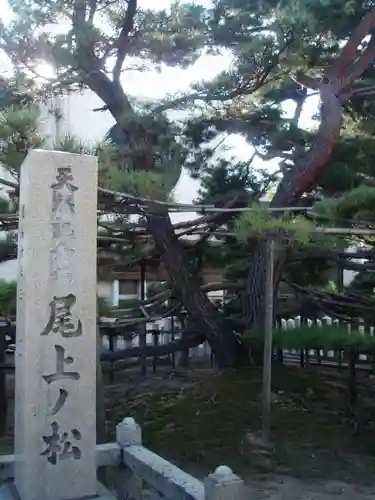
54, 134, 93, 154
97, 296, 113, 317
286, 252, 337, 288
234, 204, 318, 245
195, 158, 275, 208
245, 325, 375, 351
0, 76, 34, 108
54, 134, 169, 197
106, 113, 185, 195
313, 126, 375, 197
104, 2, 208, 67
118, 298, 139, 309
184, 0, 375, 314
105, 167, 171, 200
2, 0, 375, 330
147, 282, 167, 298
0, 97, 131, 195
0, 0, 208, 204
174, 0, 375, 238
3, 0, 208, 76
0, 198, 12, 213
347, 270, 375, 295
0, 105, 45, 178
0, 280, 17, 317
314, 185, 375, 224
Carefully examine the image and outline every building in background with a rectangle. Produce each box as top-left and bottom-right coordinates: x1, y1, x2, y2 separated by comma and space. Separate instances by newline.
38, 91, 115, 146
0, 91, 116, 302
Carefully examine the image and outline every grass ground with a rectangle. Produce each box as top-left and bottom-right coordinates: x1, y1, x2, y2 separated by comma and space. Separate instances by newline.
105, 363, 375, 486
3, 363, 375, 498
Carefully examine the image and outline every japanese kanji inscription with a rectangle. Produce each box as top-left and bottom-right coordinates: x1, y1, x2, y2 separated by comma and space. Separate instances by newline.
41, 422, 82, 465
42, 345, 80, 385
14, 150, 97, 500
42, 168, 82, 449
41, 294, 82, 338
50, 166, 78, 284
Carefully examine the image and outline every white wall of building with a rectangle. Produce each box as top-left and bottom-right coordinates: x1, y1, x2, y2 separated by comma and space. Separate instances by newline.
0, 90, 117, 285
342, 244, 368, 287
39, 92, 115, 145
97, 280, 113, 302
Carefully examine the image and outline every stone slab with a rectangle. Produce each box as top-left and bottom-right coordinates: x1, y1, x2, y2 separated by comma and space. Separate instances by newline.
14, 150, 98, 500
0, 444, 122, 482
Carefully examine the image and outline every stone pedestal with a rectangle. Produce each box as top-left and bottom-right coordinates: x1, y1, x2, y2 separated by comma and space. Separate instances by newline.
0, 482, 117, 500
14, 150, 98, 500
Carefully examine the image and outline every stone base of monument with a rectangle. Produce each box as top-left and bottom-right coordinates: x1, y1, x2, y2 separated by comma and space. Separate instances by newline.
0, 481, 116, 500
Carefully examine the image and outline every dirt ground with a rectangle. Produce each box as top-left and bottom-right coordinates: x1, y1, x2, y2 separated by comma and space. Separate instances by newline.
244, 477, 375, 499
4, 363, 375, 498
105, 364, 375, 499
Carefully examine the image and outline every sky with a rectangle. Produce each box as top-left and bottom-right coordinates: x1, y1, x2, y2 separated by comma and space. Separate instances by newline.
0, 0, 318, 212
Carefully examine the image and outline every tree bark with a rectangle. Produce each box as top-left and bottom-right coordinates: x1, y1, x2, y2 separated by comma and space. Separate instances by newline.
245, 8, 375, 330
245, 80, 343, 329
145, 209, 238, 367
84, 71, 237, 367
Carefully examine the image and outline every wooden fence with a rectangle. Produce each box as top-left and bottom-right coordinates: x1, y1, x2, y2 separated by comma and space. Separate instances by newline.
0, 321, 216, 379
277, 315, 375, 371
100, 315, 375, 373
100, 328, 216, 380
2, 315, 375, 378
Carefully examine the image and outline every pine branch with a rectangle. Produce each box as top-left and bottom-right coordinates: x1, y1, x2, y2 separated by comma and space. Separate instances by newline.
113, 0, 137, 82
330, 7, 375, 81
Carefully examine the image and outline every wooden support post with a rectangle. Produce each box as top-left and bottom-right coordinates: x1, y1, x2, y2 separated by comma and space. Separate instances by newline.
152, 329, 159, 373
262, 238, 275, 443
139, 264, 147, 376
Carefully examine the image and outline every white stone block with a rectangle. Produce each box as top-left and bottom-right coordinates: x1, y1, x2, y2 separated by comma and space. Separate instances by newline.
116, 418, 143, 500
116, 417, 142, 447
204, 466, 245, 500
14, 150, 98, 500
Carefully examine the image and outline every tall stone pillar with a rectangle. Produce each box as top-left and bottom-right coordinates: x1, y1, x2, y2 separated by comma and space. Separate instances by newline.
14, 150, 98, 500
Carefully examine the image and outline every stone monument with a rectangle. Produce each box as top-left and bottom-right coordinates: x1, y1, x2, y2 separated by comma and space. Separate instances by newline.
13, 150, 98, 500
0, 149, 247, 500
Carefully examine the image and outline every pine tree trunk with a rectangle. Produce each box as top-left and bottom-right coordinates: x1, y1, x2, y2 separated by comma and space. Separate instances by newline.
245, 79, 343, 331
84, 74, 237, 368
146, 210, 238, 367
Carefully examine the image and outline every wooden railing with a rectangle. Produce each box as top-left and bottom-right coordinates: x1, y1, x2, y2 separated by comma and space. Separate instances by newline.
0, 418, 245, 500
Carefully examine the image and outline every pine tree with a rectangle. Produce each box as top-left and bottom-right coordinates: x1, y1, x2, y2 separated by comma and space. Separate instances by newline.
163, 0, 375, 334
0, 0, 242, 367
3, 0, 375, 365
